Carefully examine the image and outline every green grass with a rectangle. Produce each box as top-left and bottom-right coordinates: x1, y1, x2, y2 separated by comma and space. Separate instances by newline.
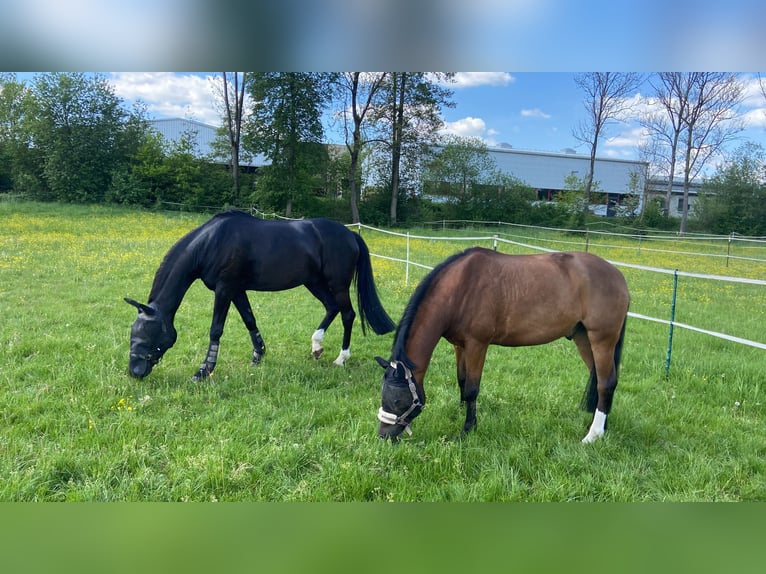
1, 200, 764, 501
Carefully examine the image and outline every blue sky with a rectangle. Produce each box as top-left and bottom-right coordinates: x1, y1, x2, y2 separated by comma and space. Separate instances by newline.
98, 72, 766, 168
3, 1, 766, 70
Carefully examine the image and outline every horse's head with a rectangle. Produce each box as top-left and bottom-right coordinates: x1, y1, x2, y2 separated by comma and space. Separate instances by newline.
124, 298, 177, 378
375, 356, 425, 440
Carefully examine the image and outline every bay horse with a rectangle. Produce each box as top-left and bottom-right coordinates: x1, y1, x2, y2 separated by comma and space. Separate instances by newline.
125, 210, 395, 380
375, 247, 629, 444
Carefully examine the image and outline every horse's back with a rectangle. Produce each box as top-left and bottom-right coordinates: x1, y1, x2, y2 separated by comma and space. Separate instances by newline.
434, 248, 628, 345
559, 251, 629, 309
198, 213, 359, 291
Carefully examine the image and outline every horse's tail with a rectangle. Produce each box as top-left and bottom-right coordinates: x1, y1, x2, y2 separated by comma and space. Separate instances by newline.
353, 232, 396, 335
581, 314, 627, 413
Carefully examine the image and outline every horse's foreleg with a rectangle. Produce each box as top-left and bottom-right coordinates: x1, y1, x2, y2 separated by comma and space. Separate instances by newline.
459, 342, 487, 434
454, 345, 467, 400
232, 292, 266, 365
194, 341, 220, 380
193, 294, 231, 380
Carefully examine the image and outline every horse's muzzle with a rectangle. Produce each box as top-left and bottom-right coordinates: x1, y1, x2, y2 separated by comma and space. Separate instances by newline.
378, 421, 405, 441
128, 357, 152, 379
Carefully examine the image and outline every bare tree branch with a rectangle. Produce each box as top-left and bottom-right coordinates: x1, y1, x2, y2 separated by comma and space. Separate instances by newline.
573, 72, 644, 208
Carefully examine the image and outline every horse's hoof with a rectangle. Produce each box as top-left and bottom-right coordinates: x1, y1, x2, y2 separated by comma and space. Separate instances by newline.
312, 348, 324, 360
581, 430, 604, 444
251, 353, 264, 366
332, 349, 350, 366
192, 363, 214, 381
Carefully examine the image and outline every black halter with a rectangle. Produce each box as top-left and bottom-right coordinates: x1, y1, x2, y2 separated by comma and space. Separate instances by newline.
130, 346, 163, 368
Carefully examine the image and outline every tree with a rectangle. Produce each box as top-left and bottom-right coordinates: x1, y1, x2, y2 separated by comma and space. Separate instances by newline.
695, 142, 766, 235
641, 73, 746, 233
336, 72, 388, 223
27, 72, 127, 202
0, 73, 32, 192
422, 135, 497, 203
106, 101, 166, 206
244, 73, 333, 216
369, 73, 454, 224
640, 73, 689, 216
573, 72, 643, 209
675, 73, 745, 233
220, 72, 247, 199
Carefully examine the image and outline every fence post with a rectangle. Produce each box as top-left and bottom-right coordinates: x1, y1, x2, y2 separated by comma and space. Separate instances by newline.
406, 232, 410, 286
664, 269, 679, 378
585, 228, 590, 252
726, 232, 733, 268
493, 234, 498, 251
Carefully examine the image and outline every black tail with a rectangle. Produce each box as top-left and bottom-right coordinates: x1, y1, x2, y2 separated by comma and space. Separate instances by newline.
353, 233, 396, 335
581, 315, 627, 413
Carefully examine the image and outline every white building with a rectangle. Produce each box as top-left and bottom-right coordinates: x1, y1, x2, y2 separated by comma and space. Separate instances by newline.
486, 145, 648, 206
148, 118, 269, 169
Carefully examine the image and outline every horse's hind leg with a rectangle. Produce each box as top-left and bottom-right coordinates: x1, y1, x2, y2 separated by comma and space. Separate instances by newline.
334, 289, 357, 366
305, 283, 341, 361
232, 292, 266, 365
579, 334, 619, 444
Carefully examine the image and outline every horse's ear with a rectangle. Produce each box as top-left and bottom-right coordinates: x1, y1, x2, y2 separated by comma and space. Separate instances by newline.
375, 356, 390, 369
124, 297, 154, 315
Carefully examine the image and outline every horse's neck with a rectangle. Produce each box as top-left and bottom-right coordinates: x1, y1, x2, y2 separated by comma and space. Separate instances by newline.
148, 256, 198, 320
403, 311, 447, 386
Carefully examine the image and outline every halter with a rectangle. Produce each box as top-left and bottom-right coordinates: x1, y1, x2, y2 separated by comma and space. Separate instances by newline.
377, 360, 423, 436
130, 346, 163, 367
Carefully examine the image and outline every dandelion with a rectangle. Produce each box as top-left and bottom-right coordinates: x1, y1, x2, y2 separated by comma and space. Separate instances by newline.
111, 397, 134, 412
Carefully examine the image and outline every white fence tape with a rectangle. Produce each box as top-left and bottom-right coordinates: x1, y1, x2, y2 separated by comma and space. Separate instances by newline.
355, 224, 766, 352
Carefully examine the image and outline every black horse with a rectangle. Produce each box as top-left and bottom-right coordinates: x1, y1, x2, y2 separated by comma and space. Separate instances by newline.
125, 210, 395, 379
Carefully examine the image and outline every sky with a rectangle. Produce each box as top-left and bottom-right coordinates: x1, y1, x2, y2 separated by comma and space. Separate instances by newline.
3, 0, 766, 175
3, 1, 766, 70
100, 72, 766, 169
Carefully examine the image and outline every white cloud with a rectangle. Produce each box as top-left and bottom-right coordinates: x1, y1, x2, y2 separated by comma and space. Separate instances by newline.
450, 72, 515, 88
742, 107, 766, 129
604, 127, 650, 150
109, 72, 222, 125
440, 116, 499, 144
520, 108, 551, 119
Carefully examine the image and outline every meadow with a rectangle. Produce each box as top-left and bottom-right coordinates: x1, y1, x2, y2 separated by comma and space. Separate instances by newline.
1, 200, 765, 501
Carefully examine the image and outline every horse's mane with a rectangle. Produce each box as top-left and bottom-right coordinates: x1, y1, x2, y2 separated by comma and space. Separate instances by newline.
392, 247, 480, 369
148, 211, 257, 303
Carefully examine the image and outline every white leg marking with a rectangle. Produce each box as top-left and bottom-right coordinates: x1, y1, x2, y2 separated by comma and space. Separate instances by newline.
311, 329, 325, 358
582, 409, 607, 444
333, 348, 351, 366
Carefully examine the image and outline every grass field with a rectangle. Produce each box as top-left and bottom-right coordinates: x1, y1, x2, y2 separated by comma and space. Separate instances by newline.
1, 200, 765, 501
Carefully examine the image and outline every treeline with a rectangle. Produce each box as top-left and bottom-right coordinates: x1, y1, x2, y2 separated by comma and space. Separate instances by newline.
0, 73, 240, 210
2, 72, 765, 234
0, 72, 551, 225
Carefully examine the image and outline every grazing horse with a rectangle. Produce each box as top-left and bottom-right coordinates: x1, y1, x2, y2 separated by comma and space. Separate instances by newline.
125, 210, 395, 379
375, 247, 629, 444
